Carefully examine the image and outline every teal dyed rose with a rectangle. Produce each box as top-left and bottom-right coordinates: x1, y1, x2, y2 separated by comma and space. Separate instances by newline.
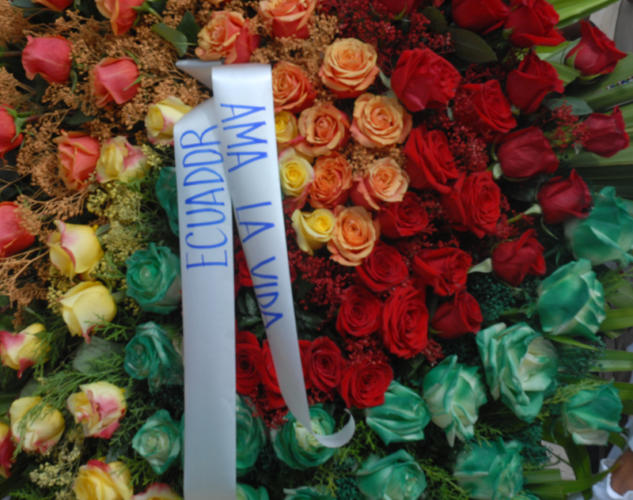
237, 395, 266, 477
567, 187, 633, 266
124, 322, 183, 392
454, 440, 524, 500
423, 355, 487, 446
131, 409, 182, 474
237, 484, 270, 500
272, 405, 335, 470
126, 243, 181, 314
477, 322, 557, 422
536, 259, 605, 341
365, 381, 430, 445
155, 167, 179, 235
283, 486, 335, 499
356, 450, 427, 500
562, 383, 622, 445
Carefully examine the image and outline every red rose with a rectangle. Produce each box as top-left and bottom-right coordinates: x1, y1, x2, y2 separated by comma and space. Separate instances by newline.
582, 107, 630, 158
92, 57, 140, 107
339, 358, 393, 409
504, 0, 565, 47
377, 192, 430, 238
412, 247, 471, 296
0, 107, 23, 158
236, 330, 262, 396
537, 170, 592, 224
441, 171, 501, 238
456, 81, 517, 135
260, 340, 285, 408
236, 249, 253, 288
431, 290, 482, 339
498, 127, 559, 179
307, 337, 344, 394
566, 21, 626, 76
357, 242, 409, 293
492, 229, 546, 286
404, 127, 458, 194
452, 0, 510, 32
336, 285, 382, 337
381, 285, 429, 358
21, 36, 72, 84
0, 202, 36, 258
391, 48, 461, 112
33, 0, 71, 9
506, 51, 564, 114
0, 427, 14, 478
374, 0, 421, 16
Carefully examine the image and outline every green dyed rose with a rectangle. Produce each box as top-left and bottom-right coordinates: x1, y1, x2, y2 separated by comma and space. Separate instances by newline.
126, 243, 181, 314
237, 484, 270, 500
536, 259, 605, 341
272, 405, 335, 470
283, 486, 335, 499
155, 166, 179, 235
454, 440, 524, 500
477, 323, 557, 422
562, 383, 622, 445
567, 187, 633, 266
365, 381, 430, 445
356, 450, 426, 500
124, 322, 183, 392
132, 409, 182, 474
237, 395, 266, 477
422, 355, 487, 446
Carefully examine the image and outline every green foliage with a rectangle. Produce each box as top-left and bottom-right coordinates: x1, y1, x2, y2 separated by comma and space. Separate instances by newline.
467, 273, 520, 324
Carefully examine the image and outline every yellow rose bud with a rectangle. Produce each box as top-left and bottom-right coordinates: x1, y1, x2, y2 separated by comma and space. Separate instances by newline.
279, 148, 313, 198
133, 483, 182, 500
145, 96, 192, 146
10, 396, 65, 454
67, 381, 126, 439
0, 323, 49, 378
275, 111, 298, 148
48, 220, 104, 278
60, 281, 117, 341
73, 459, 133, 500
291, 208, 336, 255
0, 421, 14, 478
95, 136, 148, 183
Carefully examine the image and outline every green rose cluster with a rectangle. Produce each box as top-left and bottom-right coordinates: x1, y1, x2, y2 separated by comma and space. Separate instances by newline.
155, 167, 179, 235
563, 383, 622, 445
132, 409, 182, 475
356, 450, 427, 500
237, 484, 269, 500
237, 396, 266, 476
283, 486, 335, 499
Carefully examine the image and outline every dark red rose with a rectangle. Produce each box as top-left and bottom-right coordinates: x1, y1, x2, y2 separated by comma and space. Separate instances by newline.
537, 170, 592, 224
357, 242, 409, 293
413, 247, 472, 296
336, 285, 382, 337
0, 202, 35, 258
260, 340, 285, 409
391, 48, 461, 112
0, 107, 22, 158
404, 127, 458, 194
339, 358, 393, 409
456, 80, 517, 135
441, 171, 501, 238
381, 285, 429, 358
492, 229, 546, 286
431, 290, 483, 339
236, 250, 253, 288
307, 337, 344, 394
505, 0, 565, 47
377, 191, 429, 238
582, 107, 630, 158
0, 429, 14, 478
506, 51, 564, 114
452, 0, 510, 32
497, 127, 559, 179
236, 330, 262, 396
374, 0, 421, 15
566, 21, 626, 76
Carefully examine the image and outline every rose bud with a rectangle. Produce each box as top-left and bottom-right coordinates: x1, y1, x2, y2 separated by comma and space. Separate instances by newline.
492, 229, 546, 286
292, 208, 336, 255
48, 221, 104, 278
351, 93, 412, 148
95, 0, 145, 35
22, 36, 72, 84
33, 0, 72, 9
504, 0, 565, 47
357, 242, 409, 293
404, 127, 458, 194
319, 38, 379, 99
0, 422, 15, 478
10, 396, 65, 454
259, 0, 317, 39
195, 11, 259, 64
273, 62, 316, 114
145, 97, 191, 146
452, 0, 510, 33
432, 290, 483, 339
92, 57, 140, 107
497, 127, 559, 180
582, 107, 630, 158
0, 323, 50, 378
55, 132, 100, 190
133, 483, 181, 500
377, 191, 429, 238
537, 170, 592, 225
566, 21, 626, 77
95, 136, 148, 183
73, 460, 133, 500
506, 51, 564, 114
296, 102, 350, 157
413, 247, 472, 296
67, 381, 127, 438
60, 281, 117, 341
0, 202, 35, 258
327, 205, 379, 266
0, 106, 23, 158
351, 157, 409, 211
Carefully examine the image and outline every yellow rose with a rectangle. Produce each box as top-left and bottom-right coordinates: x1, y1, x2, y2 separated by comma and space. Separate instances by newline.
0, 323, 49, 378
48, 220, 104, 278
67, 381, 126, 438
275, 111, 299, 148
279, 148, 313, 198
327, 205, 379, 266
132, 483, 182, 500
95, 136, 148, 183
350, 93, 412, 148
0, 421, 14, 478
319, 38, 379, 98
60, 281, 117, 341
291, 208, 335, 255
10, 396, 65, 454
73, 459, 133, 500
145, 97, 192, 146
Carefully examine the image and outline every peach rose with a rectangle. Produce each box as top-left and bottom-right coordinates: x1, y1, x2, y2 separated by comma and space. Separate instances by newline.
296, 103, 350, 157
309, 152, 353, 209
350, 93, 412, 148
327, 205, 379, 266
319, 38, 379, 98
195, 11, 259, 64
275, 111, 299, 148
95, 0, 145, 35
55, 132, 100, 190
272, 61, 316, 113
351, 157, 409, 210
259, 0, 316, 38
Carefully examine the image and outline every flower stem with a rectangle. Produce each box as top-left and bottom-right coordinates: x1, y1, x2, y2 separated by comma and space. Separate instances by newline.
507, 203, 542, 224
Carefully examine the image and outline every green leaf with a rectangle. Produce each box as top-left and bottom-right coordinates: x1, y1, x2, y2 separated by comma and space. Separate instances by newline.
548, 61, 581, 86
422, 6, 447, 33
547, 335, 600, 351
64, 109, 95, 126
10, 0, 37, 7
72, 337, 123, 374
570, 54, 633, 111
609, 432, 627, 449
544, 97, 593, 116
614, 381, 633, 401
178, 11, 200, 44
550, 0, 620, 28
523, 469, 562, 484
448, 28, 497, 64
591, 349, 633, 372
151, 23, 188, 57
601, 307, 633, 331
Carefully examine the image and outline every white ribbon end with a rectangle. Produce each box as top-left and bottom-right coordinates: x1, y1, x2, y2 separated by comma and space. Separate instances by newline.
175, 59, 221, 88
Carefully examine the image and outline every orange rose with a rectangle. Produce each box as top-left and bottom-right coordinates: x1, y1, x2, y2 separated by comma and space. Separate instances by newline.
272, 61, 316, 113
95, 0, 145, 35
319, 38, 379, 98
55, 132, 100, 190
309, 153, 353, 209
195, 11, 259, 64
259, 0, 316, 38
327, 205, 379, 266
350, 93, 412, 148
350, 157, 409, 210
296, 103, 350, 157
